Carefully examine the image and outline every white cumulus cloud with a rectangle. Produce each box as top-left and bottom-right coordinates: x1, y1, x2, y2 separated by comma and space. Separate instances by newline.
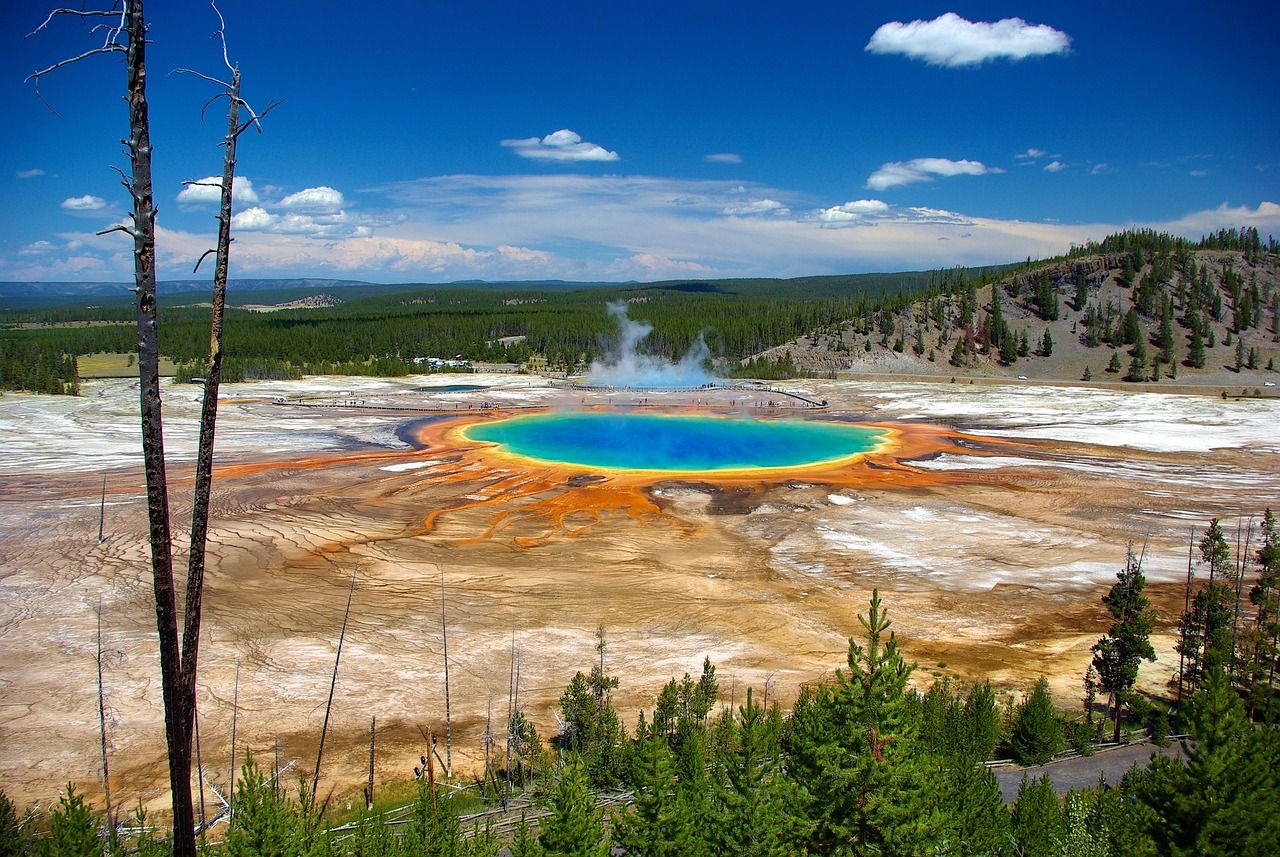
1044, 160, 1067, 173
1016, 148, 1048, 160
866, 158, 1002, 190
816, 199, 891, 224
278, 185, 345, 213
501, 129, 620, 163
866, 13, 1070, 68
230, 206, 278, 231
176, 176, 259, 205
704, 152, 743, 164
61, 195, 106, 211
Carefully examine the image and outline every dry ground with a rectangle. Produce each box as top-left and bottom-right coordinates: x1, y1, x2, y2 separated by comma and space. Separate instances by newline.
0, 374, 1276, 816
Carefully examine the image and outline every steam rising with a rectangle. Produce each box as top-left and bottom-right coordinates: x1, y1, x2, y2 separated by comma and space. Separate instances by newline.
588, 301, 717, 388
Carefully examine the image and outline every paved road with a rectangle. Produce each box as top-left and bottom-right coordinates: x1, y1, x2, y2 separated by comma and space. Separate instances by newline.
995, 741, 1186, 802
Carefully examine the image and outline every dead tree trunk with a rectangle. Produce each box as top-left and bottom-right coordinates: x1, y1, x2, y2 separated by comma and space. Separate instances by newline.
440, 568, 452, 778
180, 64, 241, 743
96, 602, 113, 835
311, 570, 357, 812
119, 3, 196, 849
365, 715, 376, 811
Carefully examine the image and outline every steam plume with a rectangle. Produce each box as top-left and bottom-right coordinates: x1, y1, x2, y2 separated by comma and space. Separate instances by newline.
588, 301, 717, 387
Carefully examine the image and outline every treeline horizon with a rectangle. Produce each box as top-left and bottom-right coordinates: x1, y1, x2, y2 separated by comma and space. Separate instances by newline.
1, 228, 1275, 394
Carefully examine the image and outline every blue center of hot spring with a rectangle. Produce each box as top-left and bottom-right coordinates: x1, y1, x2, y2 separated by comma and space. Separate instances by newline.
463, 413, 885, 471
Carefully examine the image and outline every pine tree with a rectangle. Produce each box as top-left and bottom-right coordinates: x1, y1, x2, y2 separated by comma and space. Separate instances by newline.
788, 590, 939, 854
1125, 340, 1148, 381
0, 790, 23, 857
1106, 352, 1122, 373
223, 754, 305, 857
1177, 521, 1237, 693
509, 814, 545, 857
613, 736, 704, 857
40, 784, 99, 857
1010, 677, 1063, 765
1009, 775, 1062, 857
710, 688, 808, 856
1091, 547, 1158, 741
1136, 668, 1280, 853
1246, 509, 1280, 719
1040, 328, 1053, 357
1073, 273, 1089, 312
539, 757, 609, 857
1188, 321, 1206, 368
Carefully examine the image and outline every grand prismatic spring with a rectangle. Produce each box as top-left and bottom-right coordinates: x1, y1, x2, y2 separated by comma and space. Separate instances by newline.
2, 373, 1279, 809
463, 413, 888, 472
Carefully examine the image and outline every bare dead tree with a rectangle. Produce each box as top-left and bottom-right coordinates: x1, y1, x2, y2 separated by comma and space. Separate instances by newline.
95, 600, 114, 837
505, 629, 515, 808
1175, 527, 1196, 727
228, 659, 239, 820
97, 475, 107, 544
483, 693, 493, 795
440, 567, 452, 778
194, 700, 206, 832
365, 715, 376, 811
29, 5, 193, 845
310, 569, 357, 813
175, 10, 279, 743
25, 5, 272, 853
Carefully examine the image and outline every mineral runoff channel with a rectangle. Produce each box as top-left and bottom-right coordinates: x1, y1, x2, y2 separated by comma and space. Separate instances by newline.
1, 373, 1278, 809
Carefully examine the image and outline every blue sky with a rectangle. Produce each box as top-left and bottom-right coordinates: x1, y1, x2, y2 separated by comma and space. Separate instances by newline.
2, 1, 1278, 283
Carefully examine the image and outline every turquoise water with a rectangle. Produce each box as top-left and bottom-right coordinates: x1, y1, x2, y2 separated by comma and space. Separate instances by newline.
464, 413, 885, 471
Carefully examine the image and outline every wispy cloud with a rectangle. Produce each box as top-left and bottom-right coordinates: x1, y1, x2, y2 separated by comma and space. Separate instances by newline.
500, 129, 620, 163
176, 175, 259, 206
16, 168, 45, 179
704, 152, 743, 164
15, 171, 1280, 284
1015, 148, 1048, 160
866, 13, 1070, 67
1090, 163, 1111, 176
722, 198, 790, 216
1043, 160, 1067, 173
60, 195, 106, 212
866, 158, 1003, 190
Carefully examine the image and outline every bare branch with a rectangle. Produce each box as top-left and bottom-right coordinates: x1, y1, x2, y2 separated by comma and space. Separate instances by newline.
181, 180, 222, 189
108, 164, 133, 192
25, 7, 123, 40
97, 224, 137, 239
193, 248, 217, 273
236, 98, 283, 136
200, 92, 230, 123
210, 1, 233, 75
26, 45, 127, 84
173, 67, 231, 89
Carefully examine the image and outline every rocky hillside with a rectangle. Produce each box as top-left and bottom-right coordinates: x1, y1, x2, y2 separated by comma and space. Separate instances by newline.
757, 242, 1280, 390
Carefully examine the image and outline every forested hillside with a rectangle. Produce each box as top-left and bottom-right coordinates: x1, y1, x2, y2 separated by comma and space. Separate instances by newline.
2, 229, 1277, 392
0, 267, 1005, 389
762, 228, 1280, 387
